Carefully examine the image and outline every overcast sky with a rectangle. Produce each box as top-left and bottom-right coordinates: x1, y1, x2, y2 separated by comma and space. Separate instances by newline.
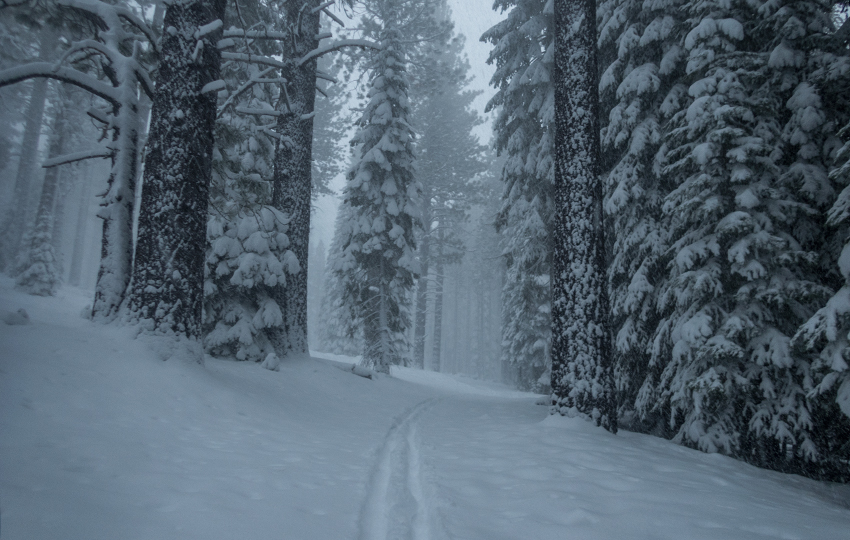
310, 1, 505, 252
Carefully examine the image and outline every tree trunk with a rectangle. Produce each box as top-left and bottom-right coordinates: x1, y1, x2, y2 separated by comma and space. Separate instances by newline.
51, 166, 71, 280
69, 165, 92, 288
550, 0, 616, 432
268, 3, 322, 358
413, 197, 432, 369
0, 27, 56, 272
127, 0, 226, 338
432, 232, 444, 372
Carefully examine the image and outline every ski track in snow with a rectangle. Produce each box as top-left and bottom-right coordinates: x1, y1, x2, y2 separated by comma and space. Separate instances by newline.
358, 398, 442, 540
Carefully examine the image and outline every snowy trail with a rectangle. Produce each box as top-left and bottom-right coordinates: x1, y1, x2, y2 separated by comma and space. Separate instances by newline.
358, 398, 442, 540
3, 284, 850, 539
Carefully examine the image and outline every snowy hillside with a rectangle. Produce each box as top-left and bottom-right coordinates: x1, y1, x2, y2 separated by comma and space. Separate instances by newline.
2, 280, 850, 539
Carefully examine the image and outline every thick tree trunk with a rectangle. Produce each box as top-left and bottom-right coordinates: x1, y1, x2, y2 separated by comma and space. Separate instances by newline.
0, 27, 56, 272
550, 0, 616, 432
269, 2, 322, 358
127, 0, 226, 338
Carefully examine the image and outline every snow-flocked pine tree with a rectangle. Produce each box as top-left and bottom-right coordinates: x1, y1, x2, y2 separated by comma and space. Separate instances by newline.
483, 0, 555, 390
335, 4, 421, 373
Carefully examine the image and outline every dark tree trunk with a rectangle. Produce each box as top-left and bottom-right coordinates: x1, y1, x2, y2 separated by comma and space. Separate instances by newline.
550, 0, 616, 432
268, 2, 322, 358
127, 0, 226, 339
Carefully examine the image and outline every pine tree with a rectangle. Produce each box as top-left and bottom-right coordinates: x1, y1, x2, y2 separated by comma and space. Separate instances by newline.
483, 0, 555, 390
321, 199, 364, 356
597, 0, 687, 429
335, 2, 421, 373
411, 19, 486, 371
204, 38, 298, 362
15, 90, 68, 296
646, 0, 844, 466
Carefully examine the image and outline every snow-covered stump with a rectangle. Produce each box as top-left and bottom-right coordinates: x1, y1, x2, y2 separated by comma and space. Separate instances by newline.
126, 0, 226, 339
550, 0, 617, 432
266, 2, 322, 359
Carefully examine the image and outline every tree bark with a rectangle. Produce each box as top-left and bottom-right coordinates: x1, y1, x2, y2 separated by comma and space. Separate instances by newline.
432, 229, 445, 372
413, 195, 432, 369
269, 1, 322, 358
127, 0, 226, 338
550, 0, 616, 432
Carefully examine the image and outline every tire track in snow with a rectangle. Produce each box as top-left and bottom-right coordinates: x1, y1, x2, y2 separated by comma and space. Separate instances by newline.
358, 398, 441, 540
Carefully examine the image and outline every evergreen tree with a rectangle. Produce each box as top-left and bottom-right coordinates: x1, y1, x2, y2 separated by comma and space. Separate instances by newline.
321, 199, 365, 356
646, 0, 845, 467
597, 0, 687, 429
411, 26, 486, 370
15, 89, 68, 296
483, 0, 555, 390
204, 39, 298, 362
335, 0, 421, 373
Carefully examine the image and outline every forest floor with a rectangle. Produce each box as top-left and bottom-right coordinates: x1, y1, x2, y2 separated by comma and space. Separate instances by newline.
2, 278, 850, 539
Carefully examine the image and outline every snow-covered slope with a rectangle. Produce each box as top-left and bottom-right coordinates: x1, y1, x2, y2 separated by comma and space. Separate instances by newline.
2, 279, 850, 539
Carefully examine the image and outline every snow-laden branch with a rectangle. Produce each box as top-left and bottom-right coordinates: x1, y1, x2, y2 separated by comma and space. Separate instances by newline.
235, 106, 283, 117
222, 52, 287, 70
322, 7, 345, 27
312, 1, 334, 14
222, 28, 289, 40
57, 0, 158, 54
217, 66, 277, 117
0, 62, 120, 105
298, 39, 381, 67
42, 147, 112, 168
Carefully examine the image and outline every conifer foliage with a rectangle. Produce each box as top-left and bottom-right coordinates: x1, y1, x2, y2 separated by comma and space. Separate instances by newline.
334, 1, 421, 373
483, 0, 555, 390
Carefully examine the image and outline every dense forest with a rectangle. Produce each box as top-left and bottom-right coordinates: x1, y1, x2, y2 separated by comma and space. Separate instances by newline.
2, 0, 850, 485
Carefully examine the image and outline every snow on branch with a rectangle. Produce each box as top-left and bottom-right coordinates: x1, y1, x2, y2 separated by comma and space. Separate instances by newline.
217, 66, 277, 117
297, 39, 381, 67
222, 28, 288, 40
195, 19, 223, 39
235, 106, 283, 117
42, 147, 112, 168
0, 62, 120, 105
322, 8, 345, 27
221, 52, 287, 70
57, 0, 158, 53
311, 1, 335, 14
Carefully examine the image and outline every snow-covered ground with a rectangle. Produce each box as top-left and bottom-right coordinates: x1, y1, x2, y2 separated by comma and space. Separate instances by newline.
2, 279, 850, 539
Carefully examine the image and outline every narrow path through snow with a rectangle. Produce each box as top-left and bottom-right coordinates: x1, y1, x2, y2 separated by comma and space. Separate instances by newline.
358, 398, 442, 540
